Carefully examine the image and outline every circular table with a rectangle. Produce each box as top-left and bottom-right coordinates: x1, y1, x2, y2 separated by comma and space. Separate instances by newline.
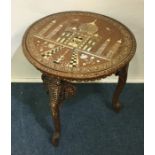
22, 11, 136, 146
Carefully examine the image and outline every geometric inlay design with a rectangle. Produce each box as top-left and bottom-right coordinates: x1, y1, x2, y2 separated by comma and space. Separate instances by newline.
23, 11, 136, 79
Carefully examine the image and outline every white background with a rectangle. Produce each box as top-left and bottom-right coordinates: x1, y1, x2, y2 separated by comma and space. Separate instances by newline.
11, 0, 144, 82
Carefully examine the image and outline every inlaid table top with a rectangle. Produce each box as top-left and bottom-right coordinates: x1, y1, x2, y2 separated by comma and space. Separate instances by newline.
22, 11, 136, 81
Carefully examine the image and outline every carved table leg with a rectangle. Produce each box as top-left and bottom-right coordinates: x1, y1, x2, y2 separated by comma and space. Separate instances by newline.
41, 74, 76, 146
112, 64, 129, 112
48, 78, 62, 146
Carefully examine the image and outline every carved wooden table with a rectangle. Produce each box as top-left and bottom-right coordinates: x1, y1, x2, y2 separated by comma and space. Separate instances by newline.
22, 11, 136, 146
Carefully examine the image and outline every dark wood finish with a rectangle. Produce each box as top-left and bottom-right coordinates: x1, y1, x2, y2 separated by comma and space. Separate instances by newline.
22, 11, 136, 81
22, 11, 136, 146
113, 64, 129, 112
41, 74, 76, 146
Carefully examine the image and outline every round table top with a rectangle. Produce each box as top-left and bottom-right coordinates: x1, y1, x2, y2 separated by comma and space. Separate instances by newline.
22, 11, 136, 81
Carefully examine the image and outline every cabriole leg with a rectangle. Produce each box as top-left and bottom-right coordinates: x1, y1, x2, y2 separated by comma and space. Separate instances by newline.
42, 75, 62, 146
41, 74, 76, 146
112, 64, 129, 112
48, 78, 62, 146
